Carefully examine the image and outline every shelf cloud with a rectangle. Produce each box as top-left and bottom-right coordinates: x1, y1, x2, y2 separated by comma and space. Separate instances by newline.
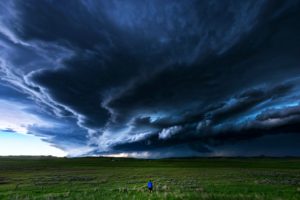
0, 0, 300, 157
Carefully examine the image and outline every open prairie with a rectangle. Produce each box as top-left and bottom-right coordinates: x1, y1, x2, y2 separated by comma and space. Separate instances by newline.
0, 157, 300, 200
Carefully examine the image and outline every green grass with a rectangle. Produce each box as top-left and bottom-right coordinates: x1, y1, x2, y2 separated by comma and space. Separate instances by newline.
0, 157, 300, 199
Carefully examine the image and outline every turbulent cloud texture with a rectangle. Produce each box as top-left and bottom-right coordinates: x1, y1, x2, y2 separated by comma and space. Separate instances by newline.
0, 0, 300, 157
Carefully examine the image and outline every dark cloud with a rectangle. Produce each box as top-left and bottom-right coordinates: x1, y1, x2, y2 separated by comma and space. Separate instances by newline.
0, 128, 16, 133
0, 0, 300, 157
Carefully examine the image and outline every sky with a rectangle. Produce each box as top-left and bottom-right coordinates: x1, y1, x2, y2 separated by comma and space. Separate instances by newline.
0, 0, 300, 157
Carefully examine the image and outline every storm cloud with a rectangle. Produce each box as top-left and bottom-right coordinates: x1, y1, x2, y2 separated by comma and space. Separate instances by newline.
0, 0, 300, 157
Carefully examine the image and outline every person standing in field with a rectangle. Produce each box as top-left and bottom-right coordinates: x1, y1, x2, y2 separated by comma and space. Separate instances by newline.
147, 180, 153, 192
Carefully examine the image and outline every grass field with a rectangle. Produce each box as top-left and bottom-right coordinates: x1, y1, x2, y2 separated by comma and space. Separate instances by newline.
0, 157, 300, 200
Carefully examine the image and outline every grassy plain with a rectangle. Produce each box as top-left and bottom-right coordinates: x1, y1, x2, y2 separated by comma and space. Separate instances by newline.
0, 157, 300, 199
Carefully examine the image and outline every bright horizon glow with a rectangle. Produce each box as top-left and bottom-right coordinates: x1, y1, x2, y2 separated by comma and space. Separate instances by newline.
0, 100, 66, 157
0, 131, 66, 157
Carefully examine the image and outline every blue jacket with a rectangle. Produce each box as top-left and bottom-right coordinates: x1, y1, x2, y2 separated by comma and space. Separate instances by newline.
148, 181, 153, 188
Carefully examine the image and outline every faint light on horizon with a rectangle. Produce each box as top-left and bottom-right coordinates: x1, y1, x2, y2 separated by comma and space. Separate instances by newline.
103, 152, 150, 158
103, 153, 129, 158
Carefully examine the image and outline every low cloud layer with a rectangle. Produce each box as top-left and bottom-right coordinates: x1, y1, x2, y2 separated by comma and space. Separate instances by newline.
0, 0, 300, 157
